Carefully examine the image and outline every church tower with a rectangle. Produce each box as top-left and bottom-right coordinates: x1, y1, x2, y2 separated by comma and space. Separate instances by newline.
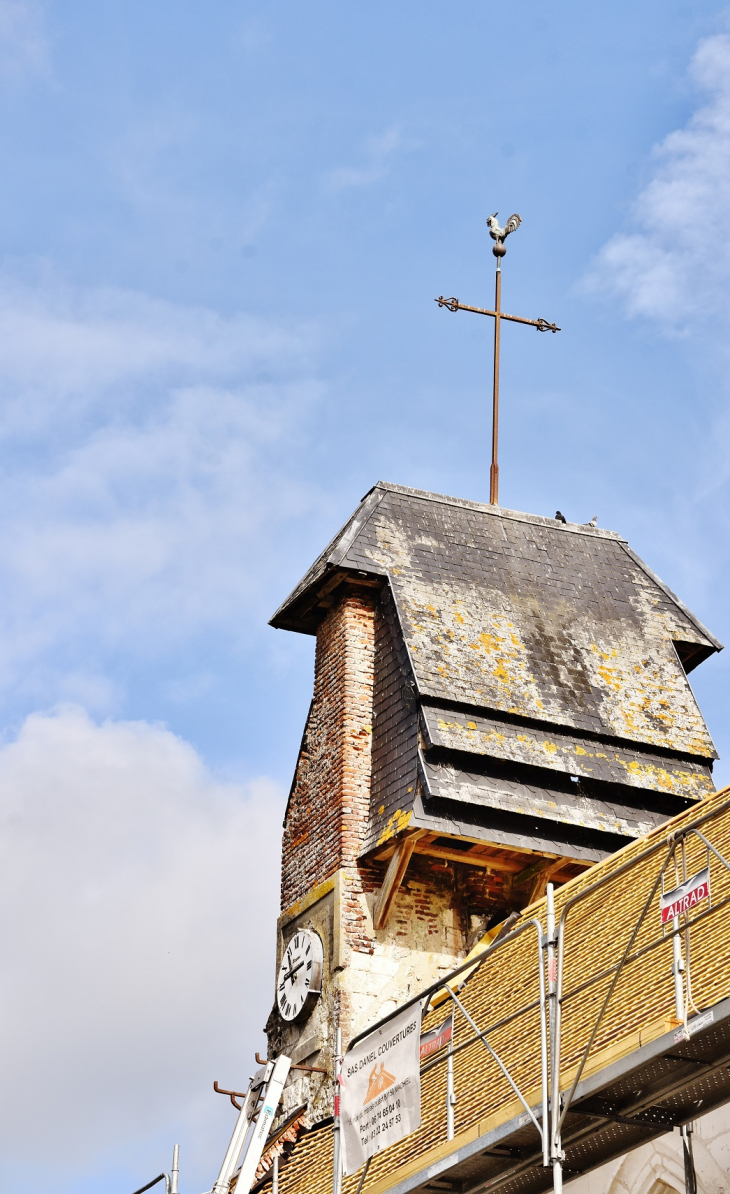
265, 482, 721, 1126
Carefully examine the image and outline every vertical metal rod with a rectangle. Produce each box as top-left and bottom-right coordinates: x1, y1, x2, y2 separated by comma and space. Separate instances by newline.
490, 263, 502, 506
552, 1157, 563, 1194
170, 1144, 179, 1194
546, 884, 563, 1193
536, 923, 549, 1171
446, 1031, 455, 1141
681, 1123, 698, 1194
448, 988, 542, 1134
272, 1154, 279, 1194
354, 1155, 372, 1194
673, 916, 686, 1023
333, 1026, 343, 1194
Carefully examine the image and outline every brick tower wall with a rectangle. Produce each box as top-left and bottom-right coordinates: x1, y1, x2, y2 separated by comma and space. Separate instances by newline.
281, 587, 376, 911
271, 587, 511, 1124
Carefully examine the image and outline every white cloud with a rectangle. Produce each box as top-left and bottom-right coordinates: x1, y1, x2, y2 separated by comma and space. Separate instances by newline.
0, 276, 310, 402
325, 126, 402, 191
0, 277, 325, 696
586, 33, 730, 325
0, 0, 47, 78
0, 705, 283, 1187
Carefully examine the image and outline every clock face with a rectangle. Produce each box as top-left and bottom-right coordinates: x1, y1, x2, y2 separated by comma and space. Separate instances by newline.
277, 929, 323, 1022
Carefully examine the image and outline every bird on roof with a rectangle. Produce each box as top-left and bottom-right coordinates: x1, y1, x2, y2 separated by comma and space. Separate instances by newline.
587, 515, 598, 528
554, 511, 567, 524
487, 212, 521, 256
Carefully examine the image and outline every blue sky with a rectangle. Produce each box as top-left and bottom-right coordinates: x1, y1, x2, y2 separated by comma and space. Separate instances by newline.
1, 2, 730, 1192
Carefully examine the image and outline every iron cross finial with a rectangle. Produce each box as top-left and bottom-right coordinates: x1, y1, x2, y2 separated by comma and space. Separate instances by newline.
435, 212, 559, 506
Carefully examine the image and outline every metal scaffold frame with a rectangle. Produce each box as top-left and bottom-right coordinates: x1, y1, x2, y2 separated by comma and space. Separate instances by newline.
548, 795, 730, 1194
341, 916, 551, 1191
207, 795, 730, 1194
325, 792, 730, 1194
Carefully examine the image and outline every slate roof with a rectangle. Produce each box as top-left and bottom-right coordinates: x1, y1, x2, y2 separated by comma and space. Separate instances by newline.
272, 482, 721, 859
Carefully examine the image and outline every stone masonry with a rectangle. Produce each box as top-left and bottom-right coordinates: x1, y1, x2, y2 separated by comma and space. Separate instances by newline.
269, 585, 502, 1122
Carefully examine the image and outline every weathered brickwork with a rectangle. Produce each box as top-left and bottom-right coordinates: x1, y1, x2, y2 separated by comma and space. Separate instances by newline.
281, 587, 376, 910
279, 581, 511, 1032
341, 854, 510, 1033
262, 480, 724, 1170
272, 582, 514, 1117
268, 482, 722, 1136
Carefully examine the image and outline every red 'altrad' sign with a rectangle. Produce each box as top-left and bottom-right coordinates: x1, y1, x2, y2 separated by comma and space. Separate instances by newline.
419, 1014, 453, 1061
660, 867, 710, 924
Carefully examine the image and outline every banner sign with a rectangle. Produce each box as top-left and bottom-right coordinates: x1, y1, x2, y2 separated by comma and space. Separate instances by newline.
419, 1014, 453, 1061
341, 1003, 422, 1177
660, 867, 710, 924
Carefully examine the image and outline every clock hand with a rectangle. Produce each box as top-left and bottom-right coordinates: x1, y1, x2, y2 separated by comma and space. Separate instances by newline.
283, 959, 305, 984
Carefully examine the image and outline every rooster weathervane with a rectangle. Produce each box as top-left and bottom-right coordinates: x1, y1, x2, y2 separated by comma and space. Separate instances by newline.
436, 212, 560, 506
486, 211, 521, 253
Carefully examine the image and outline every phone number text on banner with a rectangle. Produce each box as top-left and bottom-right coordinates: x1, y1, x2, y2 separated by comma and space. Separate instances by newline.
340, 1003, 422, 1177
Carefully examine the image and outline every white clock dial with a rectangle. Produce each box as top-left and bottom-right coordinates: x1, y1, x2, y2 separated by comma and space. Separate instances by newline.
277, 929, 323, 1022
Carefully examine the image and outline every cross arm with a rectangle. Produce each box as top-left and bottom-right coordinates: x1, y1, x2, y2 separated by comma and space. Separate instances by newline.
435, 295, 560, 332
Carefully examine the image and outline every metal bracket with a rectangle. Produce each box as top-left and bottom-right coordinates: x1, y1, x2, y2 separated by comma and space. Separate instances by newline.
255, 1051, 327, 1074
214, 1081, 251, 1112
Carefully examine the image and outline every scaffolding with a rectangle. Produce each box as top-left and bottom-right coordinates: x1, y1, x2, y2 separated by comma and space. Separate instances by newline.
330, 791, 730, 1194
217, 791, 730, 1194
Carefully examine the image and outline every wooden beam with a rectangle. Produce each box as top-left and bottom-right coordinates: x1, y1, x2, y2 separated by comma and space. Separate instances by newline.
412, 843, 525, 873
522, 859, 567, 906
373, 836, 417, 929
512, 856, 559, 888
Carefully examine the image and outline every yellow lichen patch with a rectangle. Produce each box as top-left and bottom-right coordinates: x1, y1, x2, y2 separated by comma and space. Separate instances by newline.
575, 746, 587, 756
619, 758, 713, 798
378, 805, 385, 815
469, 631, 506, 654
597, 664, 622, 693
454, 612, 465, 624
376, 808, 413, 846
543, 741, 558, 755
591, 643, 623, 693
493, 662, 510, 684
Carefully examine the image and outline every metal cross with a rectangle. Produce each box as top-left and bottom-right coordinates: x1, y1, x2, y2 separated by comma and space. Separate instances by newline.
436, 213, 560, 507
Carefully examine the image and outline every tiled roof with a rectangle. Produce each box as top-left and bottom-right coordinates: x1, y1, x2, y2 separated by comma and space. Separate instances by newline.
273, 482, 721, 857
420, 706, 715, 800
271, 483, 720, 760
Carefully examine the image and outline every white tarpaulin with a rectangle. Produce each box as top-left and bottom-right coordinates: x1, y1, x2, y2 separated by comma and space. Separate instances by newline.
341, 1003, 422, 1176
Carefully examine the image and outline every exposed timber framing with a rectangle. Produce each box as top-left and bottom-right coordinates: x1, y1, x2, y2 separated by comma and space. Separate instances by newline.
373, 833, 423, 929
413, 842, 526, 872
513, 857, 567, 906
